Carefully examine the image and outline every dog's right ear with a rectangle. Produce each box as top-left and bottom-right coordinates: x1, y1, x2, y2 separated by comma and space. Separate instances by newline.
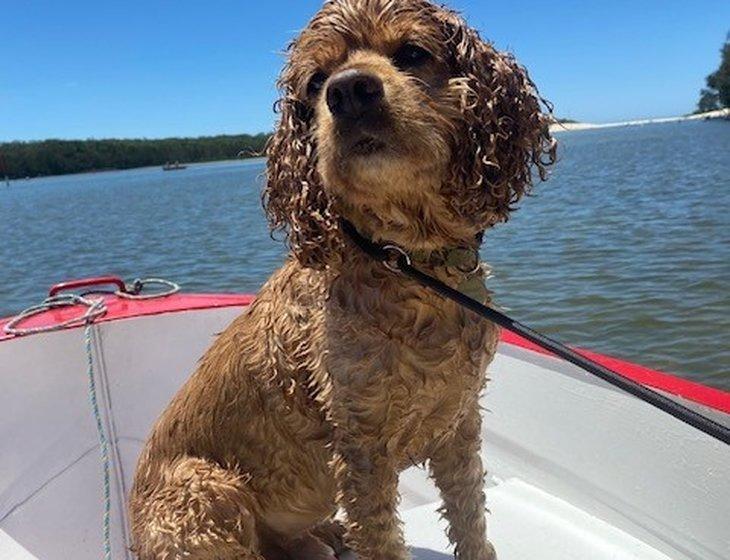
263, 62, 341, 270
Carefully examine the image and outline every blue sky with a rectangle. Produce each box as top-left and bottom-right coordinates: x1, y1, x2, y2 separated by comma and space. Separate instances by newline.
2, 0, 728, 141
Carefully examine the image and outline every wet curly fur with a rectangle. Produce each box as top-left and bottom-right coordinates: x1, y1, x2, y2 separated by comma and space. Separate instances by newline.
129, 1, 555, 559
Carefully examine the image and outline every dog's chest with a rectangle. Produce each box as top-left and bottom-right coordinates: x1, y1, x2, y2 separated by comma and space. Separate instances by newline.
325, 266, 497, 457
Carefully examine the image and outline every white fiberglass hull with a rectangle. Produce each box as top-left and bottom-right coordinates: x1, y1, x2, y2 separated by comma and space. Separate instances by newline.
0, 296, 728, 560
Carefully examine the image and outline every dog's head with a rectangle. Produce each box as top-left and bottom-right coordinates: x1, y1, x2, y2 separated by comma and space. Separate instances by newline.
265, 0, 556, 269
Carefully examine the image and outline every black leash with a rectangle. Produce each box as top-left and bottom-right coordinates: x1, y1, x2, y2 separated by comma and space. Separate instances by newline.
340, 219, 730, 445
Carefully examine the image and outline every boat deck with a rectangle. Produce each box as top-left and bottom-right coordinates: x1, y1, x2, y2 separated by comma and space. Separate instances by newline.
0, 296, 728, 560
400, 476, 673, 560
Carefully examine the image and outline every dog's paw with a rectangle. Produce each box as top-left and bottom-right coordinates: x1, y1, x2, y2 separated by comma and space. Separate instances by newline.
282, 534, 338, 560
310, 519, 348, 556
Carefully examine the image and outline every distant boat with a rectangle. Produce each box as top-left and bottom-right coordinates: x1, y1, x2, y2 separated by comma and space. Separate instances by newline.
162, 161, 187, 171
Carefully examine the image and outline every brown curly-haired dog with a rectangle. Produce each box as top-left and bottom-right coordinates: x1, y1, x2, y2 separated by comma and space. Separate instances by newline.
129, 1, 555, 559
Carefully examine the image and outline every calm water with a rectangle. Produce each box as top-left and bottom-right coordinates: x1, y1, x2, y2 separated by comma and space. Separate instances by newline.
2, 121, 729, 390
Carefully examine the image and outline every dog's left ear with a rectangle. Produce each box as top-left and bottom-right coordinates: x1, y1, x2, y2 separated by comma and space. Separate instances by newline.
264, 65, 340, 270
441, 12, 557, 227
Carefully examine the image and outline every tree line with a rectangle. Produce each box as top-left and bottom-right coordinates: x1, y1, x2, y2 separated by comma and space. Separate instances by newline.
0, 133, 271, 179
697, 32, 730, 113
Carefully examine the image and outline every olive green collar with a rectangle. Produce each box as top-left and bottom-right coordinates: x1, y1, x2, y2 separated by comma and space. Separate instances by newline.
401, 246, 489, 303
409, 246, 481, 275
340, 220, 489, 303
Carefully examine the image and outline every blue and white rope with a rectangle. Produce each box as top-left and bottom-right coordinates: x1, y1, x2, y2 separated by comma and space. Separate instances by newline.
3, 295, 105, 336
84, 322, 113, 560
4, 295, 113, 559
4, 278, 182, 559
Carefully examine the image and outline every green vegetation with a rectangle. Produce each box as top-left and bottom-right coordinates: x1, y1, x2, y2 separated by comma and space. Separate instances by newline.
0, 133, 270, 179
696, 32, 730, 113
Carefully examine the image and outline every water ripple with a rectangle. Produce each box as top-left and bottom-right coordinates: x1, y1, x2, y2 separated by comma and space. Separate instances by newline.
1, 123, 728, 389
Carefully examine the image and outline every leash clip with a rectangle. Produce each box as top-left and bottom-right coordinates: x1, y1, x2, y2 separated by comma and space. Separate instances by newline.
382, 244, 412, 273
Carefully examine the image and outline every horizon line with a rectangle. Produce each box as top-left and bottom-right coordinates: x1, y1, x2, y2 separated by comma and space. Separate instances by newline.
3, 107, 726, 144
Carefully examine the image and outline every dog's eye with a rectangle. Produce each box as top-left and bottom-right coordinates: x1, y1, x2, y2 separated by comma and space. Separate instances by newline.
306, 71, 328, 97
393, 43, 432, 69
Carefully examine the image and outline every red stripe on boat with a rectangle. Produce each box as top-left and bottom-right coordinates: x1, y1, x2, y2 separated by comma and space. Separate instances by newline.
500, 330, 730, 414
2, 293, 728, 414
0, 293, 254, 342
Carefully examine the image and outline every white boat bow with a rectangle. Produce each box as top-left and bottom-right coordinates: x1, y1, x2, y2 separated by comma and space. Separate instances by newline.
1, 292, 728, 560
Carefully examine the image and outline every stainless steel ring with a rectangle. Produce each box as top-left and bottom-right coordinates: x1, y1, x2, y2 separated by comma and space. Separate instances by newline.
461, 260, 483, 275
382, 244, 412, 273
115, 278, 181, 300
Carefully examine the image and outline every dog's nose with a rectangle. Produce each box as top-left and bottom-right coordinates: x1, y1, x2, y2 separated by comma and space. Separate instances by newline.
326, 69, 384, 120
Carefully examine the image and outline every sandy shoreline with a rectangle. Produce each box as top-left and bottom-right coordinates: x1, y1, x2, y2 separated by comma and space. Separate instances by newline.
549, 108, 730, 133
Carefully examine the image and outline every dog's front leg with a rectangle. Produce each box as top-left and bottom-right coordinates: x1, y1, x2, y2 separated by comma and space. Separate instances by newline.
335, 436, 409, 560
429, 402, 496, 560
